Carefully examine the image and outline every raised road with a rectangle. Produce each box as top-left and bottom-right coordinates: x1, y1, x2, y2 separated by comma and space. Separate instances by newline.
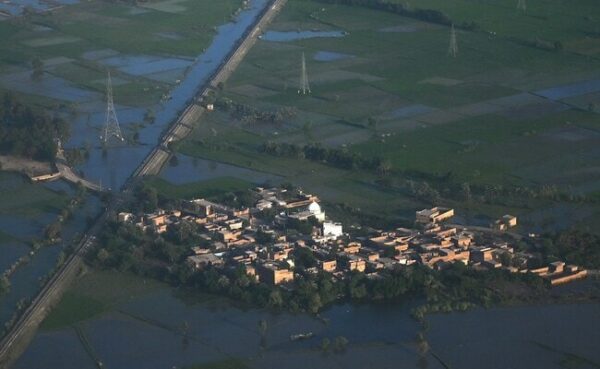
0, 0, 287, 367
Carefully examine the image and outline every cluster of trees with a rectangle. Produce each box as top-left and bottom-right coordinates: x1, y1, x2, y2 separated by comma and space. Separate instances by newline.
216, 97, 297, 125
302, 0, 480, 30
403, 173, 593, 211
213, 190, 256, 210
539, 230, 600, 269
260, 141, 384, 171
518, 37, 564, 52
0, 93, 69, 161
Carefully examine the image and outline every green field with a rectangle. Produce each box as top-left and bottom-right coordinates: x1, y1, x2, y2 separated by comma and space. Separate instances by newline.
173, 0, 600, 230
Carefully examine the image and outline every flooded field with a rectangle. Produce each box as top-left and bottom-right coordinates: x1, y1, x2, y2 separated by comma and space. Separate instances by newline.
0, 173, 102, 331
161, 155, 282, 185
260, 30, 347, 42
0, 0, 79, 17
13, 272, 600, 369
60, 0, 273, 191
313, 51, 354, 62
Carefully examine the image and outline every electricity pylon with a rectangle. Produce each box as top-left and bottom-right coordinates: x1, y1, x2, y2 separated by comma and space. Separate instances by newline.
517, 0, 527, 12
298, 52, 311, 95
100, 71, 124, 144
448, 24, 458, 58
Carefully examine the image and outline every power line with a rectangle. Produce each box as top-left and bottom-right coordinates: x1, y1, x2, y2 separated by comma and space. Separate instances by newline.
100, 71, 124, 144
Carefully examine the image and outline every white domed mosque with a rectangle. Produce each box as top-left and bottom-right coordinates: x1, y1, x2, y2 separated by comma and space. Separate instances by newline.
308, 201, 325, 222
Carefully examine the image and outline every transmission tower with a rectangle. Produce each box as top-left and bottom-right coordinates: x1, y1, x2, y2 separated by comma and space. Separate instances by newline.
517, 0, 527, 12
448, 24, 458, 58
100, 71, 124, 144
298, 52, 311, 95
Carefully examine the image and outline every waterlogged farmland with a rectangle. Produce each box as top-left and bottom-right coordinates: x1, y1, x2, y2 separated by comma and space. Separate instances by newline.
173, 0, 600, 231
0, 0, 276, 346
14, 271, 600, 369
0, 0, 276, 190
0, 172, 101, 332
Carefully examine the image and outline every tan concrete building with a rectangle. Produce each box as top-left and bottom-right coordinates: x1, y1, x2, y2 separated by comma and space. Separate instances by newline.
258, 263, 294, 285
416, 207, 455, 224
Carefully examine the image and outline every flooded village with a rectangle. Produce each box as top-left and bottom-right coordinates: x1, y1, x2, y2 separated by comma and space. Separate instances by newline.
0, 0, 599, 368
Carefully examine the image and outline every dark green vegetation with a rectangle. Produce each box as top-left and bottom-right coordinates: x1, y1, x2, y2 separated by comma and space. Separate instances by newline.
175, 0, 600, 232
0, 93, 68, 160
539, 230, 600, 269
143, 176, 255, 202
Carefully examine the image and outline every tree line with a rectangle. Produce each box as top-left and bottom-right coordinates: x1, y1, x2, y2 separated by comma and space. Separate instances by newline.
299, 0, 480, 31
260, 141, 385, 171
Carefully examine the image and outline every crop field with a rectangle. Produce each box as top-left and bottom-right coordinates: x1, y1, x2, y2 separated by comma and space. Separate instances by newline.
175, 0, 600, 230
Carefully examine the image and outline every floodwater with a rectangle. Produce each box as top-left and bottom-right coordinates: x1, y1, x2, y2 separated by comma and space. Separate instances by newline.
0, 0, 275, 345
161, 155, 282, 186
98, 55, 193, 80
14, 284, 600, 369
535, 78, 600, 100
0, 0, 78, 17
0, 183, 101, 330
313, 51, 354, 62
383, 104, 435, 120
0, 242, 28, 272
427, 303, 600, 369
260, 30, 347, 42
0, 71, 101, 102
62, 0, 273, 191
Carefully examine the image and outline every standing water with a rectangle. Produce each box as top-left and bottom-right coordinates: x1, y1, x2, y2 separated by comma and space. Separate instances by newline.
67, 0, 273, 190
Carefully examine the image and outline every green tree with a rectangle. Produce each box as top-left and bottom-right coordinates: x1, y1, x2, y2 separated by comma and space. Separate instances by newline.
0, 276, 10, 295
268, 290, 283, 308
308, 292, 323, 314
321, 337, 331, 352
333, 336, 349, 352
45, 221, 62, 241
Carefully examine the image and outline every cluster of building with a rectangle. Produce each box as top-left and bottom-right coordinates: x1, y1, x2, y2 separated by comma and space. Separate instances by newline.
118, 188, 587, 287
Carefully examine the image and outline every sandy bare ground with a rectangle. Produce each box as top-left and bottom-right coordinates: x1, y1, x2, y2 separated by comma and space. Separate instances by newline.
0, 155, 55, 177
